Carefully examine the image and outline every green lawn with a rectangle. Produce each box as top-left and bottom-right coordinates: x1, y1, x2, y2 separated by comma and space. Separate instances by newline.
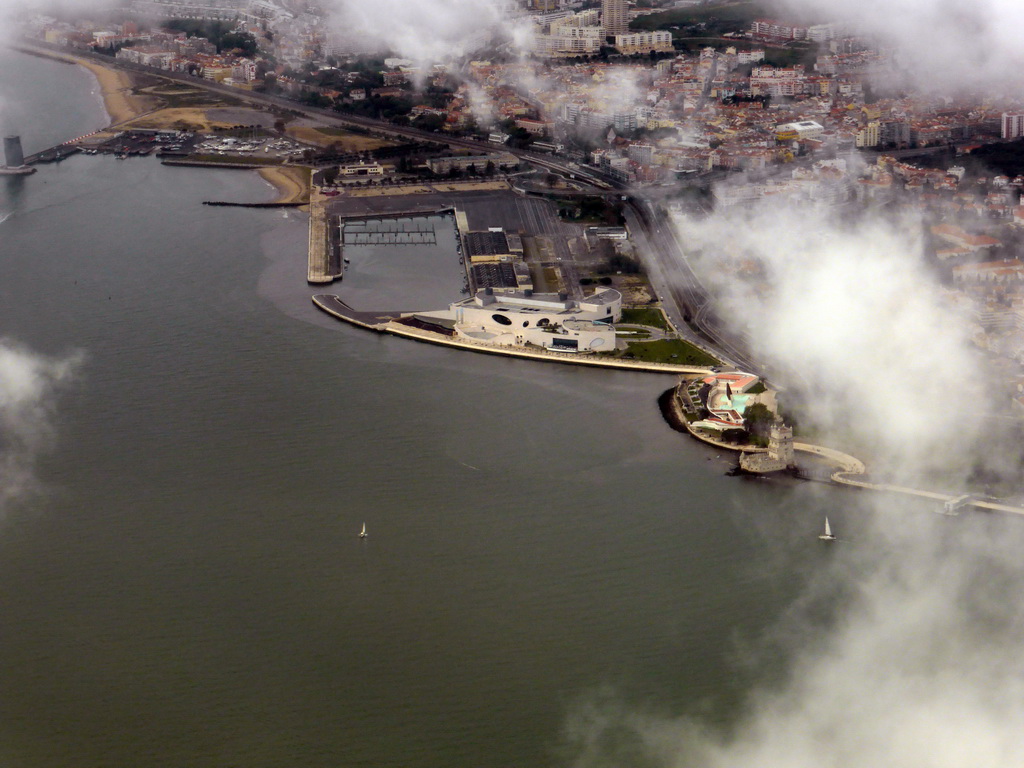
630, 1, 768, 33
763, 43, 819, 68
619, 307, 671, 331
624, 339, 720, 366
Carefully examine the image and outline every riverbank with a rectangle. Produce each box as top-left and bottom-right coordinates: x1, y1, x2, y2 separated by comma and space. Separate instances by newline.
78, 57, 152, 124
259, 166, 311, 205
12, 43, 153, 125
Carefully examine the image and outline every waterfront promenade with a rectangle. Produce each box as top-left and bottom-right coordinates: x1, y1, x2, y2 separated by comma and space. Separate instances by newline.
312, 295, 714, 375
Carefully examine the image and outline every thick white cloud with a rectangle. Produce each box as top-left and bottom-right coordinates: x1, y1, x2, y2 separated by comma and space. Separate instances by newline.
632, 125, 1024, 766
324, 0, 527, 65
674, 197, 990, 478
564, 513, 1024, 768
0, 341, 80, 510
770, 0, 1024, 92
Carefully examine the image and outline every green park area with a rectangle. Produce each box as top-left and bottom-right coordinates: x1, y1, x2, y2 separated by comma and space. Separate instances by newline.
623, 338, 720, 366
630, 1, 818, 67
630, 2, 768, 35
619, 307, 671, 331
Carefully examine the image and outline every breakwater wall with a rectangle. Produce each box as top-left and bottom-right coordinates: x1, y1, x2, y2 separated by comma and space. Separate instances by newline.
203, 201, 304, 208
161, 159, 270, 170
337, 207, 455, 222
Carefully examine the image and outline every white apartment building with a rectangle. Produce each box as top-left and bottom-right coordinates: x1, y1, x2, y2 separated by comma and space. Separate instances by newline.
614, 31, 673, 55
533, 23, 603, 57
1001, 113, 1024, 139
855, 121, 880, 148
806, 23, 842, 42
130, 0, 266, 23
750, 65, 807, 97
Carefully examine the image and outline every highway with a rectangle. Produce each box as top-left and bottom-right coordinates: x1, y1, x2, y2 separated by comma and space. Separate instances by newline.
622, 198, 758, 371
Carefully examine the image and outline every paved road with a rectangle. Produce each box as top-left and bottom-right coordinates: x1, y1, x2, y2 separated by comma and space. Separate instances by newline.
623, 199, 758, 371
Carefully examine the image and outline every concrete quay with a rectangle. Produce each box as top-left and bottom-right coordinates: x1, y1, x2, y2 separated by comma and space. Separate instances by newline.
307, 187, 338, 284
312, 295, 714, 375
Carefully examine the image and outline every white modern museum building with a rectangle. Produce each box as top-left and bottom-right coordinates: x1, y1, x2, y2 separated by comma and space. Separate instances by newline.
433, 287, 623, 353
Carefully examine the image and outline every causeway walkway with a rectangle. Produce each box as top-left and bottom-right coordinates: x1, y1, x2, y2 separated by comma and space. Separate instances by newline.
790, 442, 1024, 516
669, 382, 1024, 517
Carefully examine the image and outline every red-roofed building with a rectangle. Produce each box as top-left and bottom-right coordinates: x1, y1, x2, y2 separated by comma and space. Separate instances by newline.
953, 259, 1024, 286
931, 224, 1003, 252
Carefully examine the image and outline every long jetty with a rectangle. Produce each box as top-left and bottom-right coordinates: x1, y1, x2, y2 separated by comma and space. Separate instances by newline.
307, 188, 338, 284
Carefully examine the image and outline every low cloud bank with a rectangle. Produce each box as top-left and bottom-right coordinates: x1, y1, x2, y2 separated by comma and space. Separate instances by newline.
0, 341, 80, 511
324, 0, 526, 67
564, 509, 1024, 767
673, 197, 995, 481
771, 0, 1024, 93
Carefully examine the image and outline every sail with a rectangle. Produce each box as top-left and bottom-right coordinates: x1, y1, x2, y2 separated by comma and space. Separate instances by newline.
824, 517, 831, 537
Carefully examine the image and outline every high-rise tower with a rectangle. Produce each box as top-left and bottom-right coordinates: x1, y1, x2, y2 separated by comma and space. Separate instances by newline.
601, 0, 628, 36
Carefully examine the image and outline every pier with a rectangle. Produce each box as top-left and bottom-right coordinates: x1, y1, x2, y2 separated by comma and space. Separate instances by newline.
310, 205, 458, 285
342, 220, 438, 246
22, 143, 79, 165
307, 188, 340, 284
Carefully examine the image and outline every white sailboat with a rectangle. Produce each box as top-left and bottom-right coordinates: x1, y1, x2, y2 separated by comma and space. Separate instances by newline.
818, 516, 836, 542
359, 522, 368, 539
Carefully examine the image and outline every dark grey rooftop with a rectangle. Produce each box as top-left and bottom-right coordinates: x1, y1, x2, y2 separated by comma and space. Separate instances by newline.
465, 230, 511, 258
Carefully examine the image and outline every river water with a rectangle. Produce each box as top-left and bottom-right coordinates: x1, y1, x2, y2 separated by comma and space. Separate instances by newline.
0, 47, 989, 768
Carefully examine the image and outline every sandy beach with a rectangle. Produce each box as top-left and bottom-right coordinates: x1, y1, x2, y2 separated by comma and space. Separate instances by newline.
13, 44, 153, 126
259, 166, 311, 204
75, 57, 153, 125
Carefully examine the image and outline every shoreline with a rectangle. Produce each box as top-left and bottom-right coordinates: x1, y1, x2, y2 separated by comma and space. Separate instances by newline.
11, 42, 152, 126
259, 166, 311, 205
312, 294, 713, 375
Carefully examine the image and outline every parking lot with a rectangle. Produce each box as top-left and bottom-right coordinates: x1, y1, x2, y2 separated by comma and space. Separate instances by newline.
192, 135, 307, 161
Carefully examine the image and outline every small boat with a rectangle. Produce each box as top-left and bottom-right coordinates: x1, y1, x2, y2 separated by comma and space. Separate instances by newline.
359, 522, 368, 539
818, 516, 836, 542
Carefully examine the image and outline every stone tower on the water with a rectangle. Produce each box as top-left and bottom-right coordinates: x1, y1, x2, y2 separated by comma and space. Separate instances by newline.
4, 135, 26, 168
